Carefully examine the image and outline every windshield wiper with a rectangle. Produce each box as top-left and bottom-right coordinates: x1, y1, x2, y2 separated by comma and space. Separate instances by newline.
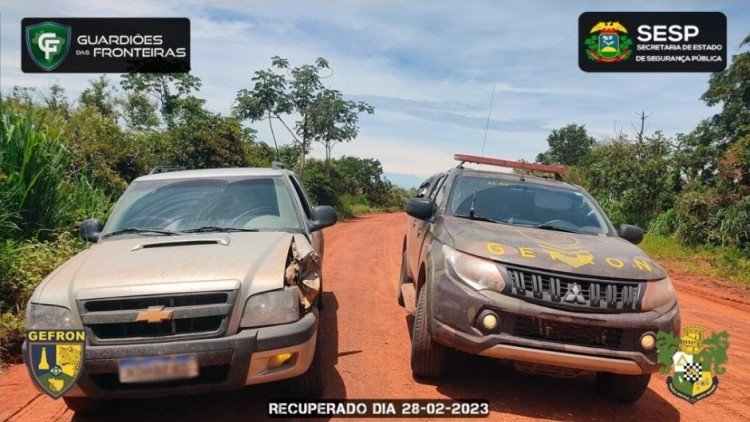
535, 224, 580, 234
179, 226, 261, 233
102, 227, 178, 239
454, 214, 502, 224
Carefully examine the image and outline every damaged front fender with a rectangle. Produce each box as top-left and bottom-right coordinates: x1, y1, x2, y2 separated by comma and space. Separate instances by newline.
285, 234, 322, 310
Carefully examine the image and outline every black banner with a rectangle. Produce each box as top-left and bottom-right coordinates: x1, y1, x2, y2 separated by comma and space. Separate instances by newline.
267, 399, 490, 418
579, 12, 726, 72
22, 18, 190, 73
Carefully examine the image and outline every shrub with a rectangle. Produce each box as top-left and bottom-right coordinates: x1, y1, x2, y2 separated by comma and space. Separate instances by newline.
0, 233, 83, 316
0, 311, 25, 364
650, 208, 678, 235
675, 188, 717, 245
708, 197, 750, 249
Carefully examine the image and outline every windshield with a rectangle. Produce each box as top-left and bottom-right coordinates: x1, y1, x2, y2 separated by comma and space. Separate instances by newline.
102, 176, 303, 236
448, 176, 612, 235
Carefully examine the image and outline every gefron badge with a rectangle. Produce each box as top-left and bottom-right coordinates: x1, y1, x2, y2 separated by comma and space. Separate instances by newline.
24, 21, 71, 71
657, 324, 729, 404
24, 330, 85, 398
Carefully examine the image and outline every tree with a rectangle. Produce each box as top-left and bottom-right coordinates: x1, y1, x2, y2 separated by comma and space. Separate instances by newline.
578, 132, 674, 227
307, 89, 373, 172
79, 76, 117, 118
44, 83, 70, 117
289, 58, 330, 173
120, 73, 202, 127
165, 98, 249, 169
120, 91, 159, 131
232, 56, 294, 159
10, 86, 37, 106
233, 57, 371, 174
536, 123, 595, 165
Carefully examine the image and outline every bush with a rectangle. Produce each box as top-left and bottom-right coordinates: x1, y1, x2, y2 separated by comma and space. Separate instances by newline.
0, 311, 25, 364
0, 233, 83, 316
649, 208, 678, 235
708, 197, 750, 249
675, 188, 717, 245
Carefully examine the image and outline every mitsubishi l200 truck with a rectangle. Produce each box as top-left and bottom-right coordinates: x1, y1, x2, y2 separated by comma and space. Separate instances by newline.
398, 154, 680, 402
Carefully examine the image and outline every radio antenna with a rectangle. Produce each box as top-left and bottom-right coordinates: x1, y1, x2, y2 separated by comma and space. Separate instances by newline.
480, 83, 496, 158
469, 84, 496, 219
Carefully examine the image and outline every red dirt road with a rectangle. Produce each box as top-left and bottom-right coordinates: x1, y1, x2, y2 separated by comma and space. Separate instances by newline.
2, 213, 749, 421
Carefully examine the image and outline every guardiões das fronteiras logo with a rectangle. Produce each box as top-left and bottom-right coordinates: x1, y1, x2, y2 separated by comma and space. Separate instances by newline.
584, 21, 632, 63
25, 21, 71, 71
24, 330, 86, 398
657, 324, 729, 404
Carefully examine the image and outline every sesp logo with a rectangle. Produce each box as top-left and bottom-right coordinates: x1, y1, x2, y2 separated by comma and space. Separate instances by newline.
25, 21, 71, 71
584, 21, 632, 63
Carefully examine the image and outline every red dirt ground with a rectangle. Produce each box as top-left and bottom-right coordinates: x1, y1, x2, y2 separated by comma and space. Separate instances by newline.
1, 213, 748, 421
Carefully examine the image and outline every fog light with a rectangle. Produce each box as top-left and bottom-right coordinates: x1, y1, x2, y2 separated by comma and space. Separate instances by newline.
640, 333, 656, 350
268, 352, 294, 369
477, 310, 499, 330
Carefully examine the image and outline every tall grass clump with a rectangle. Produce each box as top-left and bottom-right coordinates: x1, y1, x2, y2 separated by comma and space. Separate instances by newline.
0, 99, 112, 364
0, 100, 68, 239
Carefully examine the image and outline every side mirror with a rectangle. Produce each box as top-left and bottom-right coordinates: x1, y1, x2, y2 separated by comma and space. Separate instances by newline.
406, 198, 434, 220
618, 224, 644, 245
309, 205, 337, 232
80, 218, 104, 242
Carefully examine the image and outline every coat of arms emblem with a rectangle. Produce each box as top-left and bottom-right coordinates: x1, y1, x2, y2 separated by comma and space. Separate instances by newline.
584, 21, 633, 63
657, 324, 729, 404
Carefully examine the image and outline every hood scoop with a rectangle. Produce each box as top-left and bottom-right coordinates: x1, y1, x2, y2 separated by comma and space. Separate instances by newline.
132, 236, 230, 251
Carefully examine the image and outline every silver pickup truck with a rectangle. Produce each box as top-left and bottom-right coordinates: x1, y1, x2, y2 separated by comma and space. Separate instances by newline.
23, 167, 336, 413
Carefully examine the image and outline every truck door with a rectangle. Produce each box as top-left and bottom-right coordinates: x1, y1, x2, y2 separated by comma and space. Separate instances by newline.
406, 177, 434, 278
289, 174, 323, 255
408, 174, 447, 278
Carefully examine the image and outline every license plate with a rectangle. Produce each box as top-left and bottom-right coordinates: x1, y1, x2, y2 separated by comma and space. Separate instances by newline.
118, 354, 198, 383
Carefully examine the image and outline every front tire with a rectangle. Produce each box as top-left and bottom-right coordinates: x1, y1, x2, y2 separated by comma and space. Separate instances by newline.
397, 250, 409, 306
596, 372, 651, 402
63, 397, 104, 414
410, 285, 446, 378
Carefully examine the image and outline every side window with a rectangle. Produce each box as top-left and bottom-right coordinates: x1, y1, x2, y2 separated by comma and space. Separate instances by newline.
432, 174, 450, 207
288, 175, 313, 218
428, 174, 447, 201
415, 178, 432, 198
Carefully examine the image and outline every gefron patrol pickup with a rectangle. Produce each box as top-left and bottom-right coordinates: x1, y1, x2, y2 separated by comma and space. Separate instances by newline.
398, 154, 679, 402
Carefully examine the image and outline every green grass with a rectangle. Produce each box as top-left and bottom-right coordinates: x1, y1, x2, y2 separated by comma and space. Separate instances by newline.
641, 233, 750, 284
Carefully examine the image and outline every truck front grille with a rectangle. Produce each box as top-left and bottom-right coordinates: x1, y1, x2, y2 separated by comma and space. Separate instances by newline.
513, 315, 624, 350
505, 267, 643, 313
78, 291, 237, 345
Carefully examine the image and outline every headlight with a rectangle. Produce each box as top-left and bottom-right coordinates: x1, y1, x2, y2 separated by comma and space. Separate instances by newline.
443, 244, 505, 292
641, 277, 677, 310
240, 287, 300, 328
26, 303, 75, 329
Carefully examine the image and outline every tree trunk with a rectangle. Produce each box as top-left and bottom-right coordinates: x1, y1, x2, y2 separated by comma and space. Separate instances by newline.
268, 110, 279, 161
324, 139, 331, 176
299, 113, 308, 174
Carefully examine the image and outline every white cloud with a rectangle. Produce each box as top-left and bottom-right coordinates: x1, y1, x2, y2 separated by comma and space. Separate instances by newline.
1, 1, 746, 186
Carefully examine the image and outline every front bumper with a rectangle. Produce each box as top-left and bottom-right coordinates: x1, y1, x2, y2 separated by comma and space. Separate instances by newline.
23, 310, 318, 399
427, 270, 680, 375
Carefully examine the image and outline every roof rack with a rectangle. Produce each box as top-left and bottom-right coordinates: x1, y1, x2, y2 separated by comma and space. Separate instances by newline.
148, 166, 187, 175
271, 161, 286, 170
454, 154, 568, 181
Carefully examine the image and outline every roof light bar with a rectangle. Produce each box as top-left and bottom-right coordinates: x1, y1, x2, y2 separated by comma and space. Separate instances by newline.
454, 154, 568, 178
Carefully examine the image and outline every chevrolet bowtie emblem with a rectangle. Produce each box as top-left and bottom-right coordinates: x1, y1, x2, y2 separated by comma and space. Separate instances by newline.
136, 305, 174, 323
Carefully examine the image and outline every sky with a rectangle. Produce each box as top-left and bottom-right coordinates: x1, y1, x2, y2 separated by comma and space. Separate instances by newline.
1, 1, 748, 188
